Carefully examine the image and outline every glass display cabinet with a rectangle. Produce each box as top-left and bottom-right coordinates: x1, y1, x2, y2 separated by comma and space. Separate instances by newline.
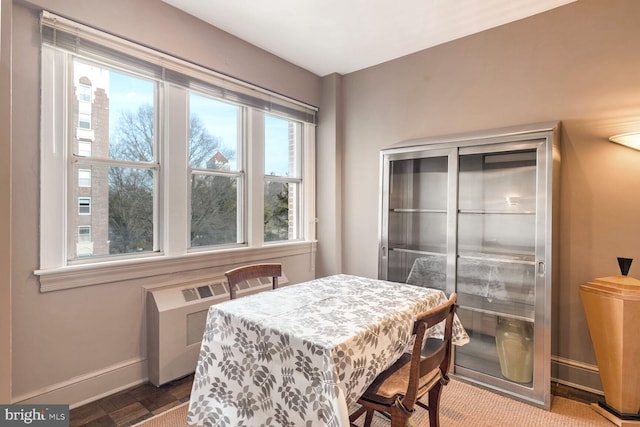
378, 122, 560, 409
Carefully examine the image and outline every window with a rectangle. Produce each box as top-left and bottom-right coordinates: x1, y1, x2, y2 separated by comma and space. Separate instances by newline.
78, 226, 91, 241
78, 197, 91, 215
77, 83, 92, 103
39, 11, 316, 274
188, 92, 242, 248
76, 226, 93, 257
78, 113, 91, 130
78, 169, 91, 187
78, 140, 91, 157
77, 81, 93, 130
264, 114, 302, 242
71, 59, 157, 259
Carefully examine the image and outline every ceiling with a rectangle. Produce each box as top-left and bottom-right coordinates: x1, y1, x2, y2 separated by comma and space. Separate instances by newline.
161, 0, 577, 77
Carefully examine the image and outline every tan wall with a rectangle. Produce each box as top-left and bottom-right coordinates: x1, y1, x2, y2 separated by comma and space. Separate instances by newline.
7, 0, 638, 406
23, 0, 321, 105
339, 0, 640, 391
316, 73, 344, 277
8, 0, 321, 406
0, 0, 13, 404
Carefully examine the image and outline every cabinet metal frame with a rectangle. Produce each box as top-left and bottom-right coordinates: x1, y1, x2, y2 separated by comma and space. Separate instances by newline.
378, 121, 560, 409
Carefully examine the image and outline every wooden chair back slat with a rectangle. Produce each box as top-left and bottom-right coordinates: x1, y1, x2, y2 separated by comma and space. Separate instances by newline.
224, 263, 282, 300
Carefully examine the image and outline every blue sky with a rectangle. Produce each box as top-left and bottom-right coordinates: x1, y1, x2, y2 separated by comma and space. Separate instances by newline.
108, 71, 154, 134
107, 70, 291, 176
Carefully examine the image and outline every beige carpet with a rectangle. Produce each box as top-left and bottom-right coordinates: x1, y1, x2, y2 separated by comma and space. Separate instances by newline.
133, 379, 611, 426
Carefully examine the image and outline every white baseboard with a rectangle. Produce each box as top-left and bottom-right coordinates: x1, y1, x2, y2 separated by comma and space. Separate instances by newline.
551, 355, 604, 396
10, 354, 603, 408
12, 357, 148, 409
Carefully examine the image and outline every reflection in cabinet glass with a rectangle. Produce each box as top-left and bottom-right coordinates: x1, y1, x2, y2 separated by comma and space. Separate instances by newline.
378, 122, 560, 409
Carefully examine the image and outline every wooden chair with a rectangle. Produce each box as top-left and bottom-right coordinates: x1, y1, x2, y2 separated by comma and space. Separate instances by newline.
224, 263, 282, 300
350, 293, 457, 427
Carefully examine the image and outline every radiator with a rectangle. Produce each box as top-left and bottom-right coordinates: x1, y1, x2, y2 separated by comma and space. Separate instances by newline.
146, 272, 287, 386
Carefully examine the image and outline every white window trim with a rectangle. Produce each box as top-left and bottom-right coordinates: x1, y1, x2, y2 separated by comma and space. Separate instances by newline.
40, 46, 68, 271
36, 11, 317, 291
36, 242, 316, 292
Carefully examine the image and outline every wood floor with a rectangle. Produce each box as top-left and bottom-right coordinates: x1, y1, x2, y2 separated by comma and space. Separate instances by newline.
69, 375, 194, 427
69, 374, 601, 427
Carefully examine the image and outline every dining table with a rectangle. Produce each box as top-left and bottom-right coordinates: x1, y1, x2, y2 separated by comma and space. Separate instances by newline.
187, 274, 469, 427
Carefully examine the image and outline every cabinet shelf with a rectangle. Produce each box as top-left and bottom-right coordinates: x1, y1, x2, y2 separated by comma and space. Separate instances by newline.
458, 253, 535, 264
459, 209, 535, 215
389, 247, 446, 256
458, 294, 535, 322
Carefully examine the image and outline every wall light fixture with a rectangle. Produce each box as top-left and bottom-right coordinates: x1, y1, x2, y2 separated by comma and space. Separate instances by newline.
609, 132, 640, 150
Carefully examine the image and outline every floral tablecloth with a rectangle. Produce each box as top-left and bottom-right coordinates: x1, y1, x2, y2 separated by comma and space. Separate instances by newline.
187, 274, 469, 427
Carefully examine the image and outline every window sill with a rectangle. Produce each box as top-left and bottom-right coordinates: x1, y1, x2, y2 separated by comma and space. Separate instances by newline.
35, 241, 316, 292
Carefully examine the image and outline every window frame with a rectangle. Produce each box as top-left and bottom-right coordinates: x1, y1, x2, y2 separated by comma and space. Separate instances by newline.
77, 140, 92, 157
77, 197, 92, 215
78, 112, 91, 130
78, 168, 91, 187
263, 115, 304, 243
77, 83, 92, 103
69, 56, 161, 262
78, 226, 92, 242
36, 11, 317, 292
186, 89, 246, 250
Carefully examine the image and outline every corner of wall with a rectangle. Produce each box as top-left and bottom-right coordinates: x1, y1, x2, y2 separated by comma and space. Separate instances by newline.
0, 0, 13, 405
315, 74, 344, 276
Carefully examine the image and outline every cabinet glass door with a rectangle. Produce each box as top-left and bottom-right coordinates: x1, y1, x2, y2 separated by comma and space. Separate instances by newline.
383, 155, 448, 292
379, 123, 558, 409
454, 148, 538, 386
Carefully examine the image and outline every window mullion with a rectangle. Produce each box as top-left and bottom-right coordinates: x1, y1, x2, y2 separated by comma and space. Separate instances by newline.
163, 84, 189, 256
248, 110, 265, 246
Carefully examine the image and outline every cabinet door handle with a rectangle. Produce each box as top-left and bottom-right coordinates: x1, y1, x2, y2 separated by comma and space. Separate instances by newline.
538, 261, 545, 275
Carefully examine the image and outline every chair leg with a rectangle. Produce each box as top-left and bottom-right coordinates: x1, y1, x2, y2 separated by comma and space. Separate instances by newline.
389, 405, 410, 427
349, 407, 365, 426
363, 409, 374, 427
428, 382, 443, 427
